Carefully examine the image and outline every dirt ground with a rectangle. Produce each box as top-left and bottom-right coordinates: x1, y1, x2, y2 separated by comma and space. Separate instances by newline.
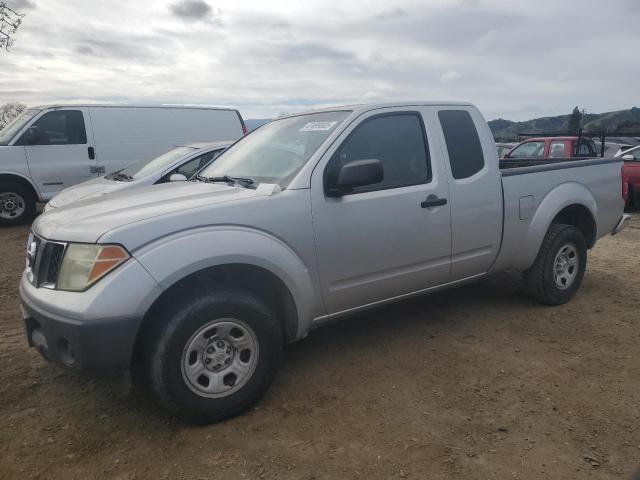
0, 215, 639, 480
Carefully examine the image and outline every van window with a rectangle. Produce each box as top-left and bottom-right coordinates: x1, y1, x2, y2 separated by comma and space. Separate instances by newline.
325, 113, 431, 194
0, 108, 41, 146
438, 110, 485, 179
19, 110, 87, 145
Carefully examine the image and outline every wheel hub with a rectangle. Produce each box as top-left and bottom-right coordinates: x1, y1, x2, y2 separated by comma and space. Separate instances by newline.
553, 243, 578, 290
202, 339, 234, 371
2, 198, 16, 211
181, 318, 259, 398
0, 192, 26, 220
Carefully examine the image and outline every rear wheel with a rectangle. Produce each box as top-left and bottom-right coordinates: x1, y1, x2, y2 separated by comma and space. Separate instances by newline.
0, 182, 36, 227
146, 287, 283, 423
524, 223, 587, 305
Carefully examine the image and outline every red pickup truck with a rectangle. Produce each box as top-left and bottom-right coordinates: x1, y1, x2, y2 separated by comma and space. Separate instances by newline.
620, 146, 640, 208
504, 136, 599, 160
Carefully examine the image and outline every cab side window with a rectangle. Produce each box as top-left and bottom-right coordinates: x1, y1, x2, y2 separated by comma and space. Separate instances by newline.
165, 149, 223, 180
18, 110, 87, 146
438, 110, 485, 179
325, 113, 431, 195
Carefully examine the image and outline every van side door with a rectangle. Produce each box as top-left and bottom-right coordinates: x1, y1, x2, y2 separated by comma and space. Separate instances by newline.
310, 107, 452, 314
17, 108, 98, 200
434, 107, 503, 280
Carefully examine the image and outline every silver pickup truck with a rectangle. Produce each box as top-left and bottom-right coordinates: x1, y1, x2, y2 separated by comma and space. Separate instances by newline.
19, 102, 628, 423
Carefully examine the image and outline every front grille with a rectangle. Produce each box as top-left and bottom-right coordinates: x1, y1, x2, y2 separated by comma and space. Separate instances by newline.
43, 243, 65, 285
29, 235, 66, 288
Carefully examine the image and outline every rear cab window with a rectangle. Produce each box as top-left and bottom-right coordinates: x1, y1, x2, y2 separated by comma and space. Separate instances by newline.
438, 110, 485, 178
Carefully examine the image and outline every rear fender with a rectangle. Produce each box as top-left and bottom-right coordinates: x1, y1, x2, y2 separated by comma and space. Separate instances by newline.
519, 182, 597, 270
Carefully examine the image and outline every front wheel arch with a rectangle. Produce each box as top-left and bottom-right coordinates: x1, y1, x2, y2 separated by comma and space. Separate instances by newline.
132, 263, 298, 368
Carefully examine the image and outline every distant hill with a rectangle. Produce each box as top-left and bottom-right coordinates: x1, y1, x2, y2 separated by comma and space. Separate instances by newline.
490, 107, 640, 142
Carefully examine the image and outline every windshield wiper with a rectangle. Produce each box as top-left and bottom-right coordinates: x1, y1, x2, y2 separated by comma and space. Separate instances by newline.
203, 175, 256, 189
108, 172, 134, 182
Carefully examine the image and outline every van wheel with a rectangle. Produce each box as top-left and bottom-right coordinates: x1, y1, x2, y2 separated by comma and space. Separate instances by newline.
0, 182, 36, 227
146, 288, 283, 424
523, 223, 587, 305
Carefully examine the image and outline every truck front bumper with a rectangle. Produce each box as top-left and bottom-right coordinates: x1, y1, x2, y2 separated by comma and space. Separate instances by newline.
18, 256, 163, 374
20, 288, 140, 373
611, 214, 632, 235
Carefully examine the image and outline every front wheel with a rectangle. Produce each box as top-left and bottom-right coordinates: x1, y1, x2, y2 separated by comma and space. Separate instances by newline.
524, 223, 587, 305
146, 288, 284, 423
0, 182, 36, 227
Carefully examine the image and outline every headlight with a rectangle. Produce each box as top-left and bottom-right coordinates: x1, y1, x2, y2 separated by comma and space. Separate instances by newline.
57, 244, 130, 291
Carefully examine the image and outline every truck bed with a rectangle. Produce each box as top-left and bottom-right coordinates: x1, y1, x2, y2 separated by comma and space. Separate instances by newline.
490, 156, 624, 274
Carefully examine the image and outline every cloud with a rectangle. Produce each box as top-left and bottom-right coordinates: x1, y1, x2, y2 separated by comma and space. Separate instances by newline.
168, 0, 217, 22
440, 70, 462, 82
8, 0, 37, 10
373, 7, 407, 21
1, 0, 639, 121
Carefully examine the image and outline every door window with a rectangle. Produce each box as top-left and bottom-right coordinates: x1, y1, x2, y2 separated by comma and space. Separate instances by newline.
438, 110, 485, 179
548, 141, 566, 158
508, 141, 545, 158
19, 110, 87, 145
325, 113, 430, 195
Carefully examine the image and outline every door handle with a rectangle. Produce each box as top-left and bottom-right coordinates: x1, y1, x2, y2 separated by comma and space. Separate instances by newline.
421, 195, 447, 208
88, 146, 95, 159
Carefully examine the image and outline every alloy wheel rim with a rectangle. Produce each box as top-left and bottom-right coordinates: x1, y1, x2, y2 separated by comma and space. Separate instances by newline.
181, 318, 259, 398
553, 243, 578, 290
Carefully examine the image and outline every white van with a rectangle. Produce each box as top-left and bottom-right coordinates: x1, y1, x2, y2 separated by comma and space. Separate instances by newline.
0, 105, 247, 225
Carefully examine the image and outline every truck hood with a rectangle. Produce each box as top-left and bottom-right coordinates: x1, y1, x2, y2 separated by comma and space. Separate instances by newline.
33, 181, 260, 243
48, 176, 132, 209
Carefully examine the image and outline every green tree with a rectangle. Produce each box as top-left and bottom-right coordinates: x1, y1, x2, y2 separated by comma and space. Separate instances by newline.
567, 106, 582, 134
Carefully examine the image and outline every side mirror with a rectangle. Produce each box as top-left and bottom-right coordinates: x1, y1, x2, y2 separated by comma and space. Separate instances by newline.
168, 173, 188, 182
328, 159, 383, 196
622, 154, 634, 161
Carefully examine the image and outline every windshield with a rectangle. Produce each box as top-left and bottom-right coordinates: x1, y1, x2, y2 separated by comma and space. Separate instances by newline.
199, 110, 350, 186
113, 146, 198, 180
0, 108, 41, 146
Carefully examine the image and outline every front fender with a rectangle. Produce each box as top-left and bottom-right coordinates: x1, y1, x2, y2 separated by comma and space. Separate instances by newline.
520, 182, 597, 270
132, 226, 321, 339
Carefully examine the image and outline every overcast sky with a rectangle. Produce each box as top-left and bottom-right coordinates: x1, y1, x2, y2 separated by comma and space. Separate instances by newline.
1, 0, 639, 120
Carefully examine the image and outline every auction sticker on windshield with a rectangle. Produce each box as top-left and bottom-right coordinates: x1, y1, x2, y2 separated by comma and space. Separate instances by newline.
299, 121, 337, 132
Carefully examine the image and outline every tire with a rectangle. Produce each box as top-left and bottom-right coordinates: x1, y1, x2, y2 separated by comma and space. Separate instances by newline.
523, 223, 587, 305
0, 181, 36, 227
146, 287, 284, 424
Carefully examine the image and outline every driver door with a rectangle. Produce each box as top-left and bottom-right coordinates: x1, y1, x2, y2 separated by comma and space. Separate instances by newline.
310, 109, 452, 314
18, 108, 98, 200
